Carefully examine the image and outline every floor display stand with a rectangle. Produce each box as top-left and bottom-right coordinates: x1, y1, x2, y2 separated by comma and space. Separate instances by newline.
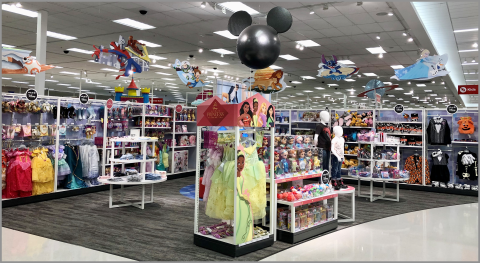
336, 186, 355, 223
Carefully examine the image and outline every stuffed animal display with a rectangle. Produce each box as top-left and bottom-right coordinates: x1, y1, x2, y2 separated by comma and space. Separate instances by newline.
333, 110, 373, 128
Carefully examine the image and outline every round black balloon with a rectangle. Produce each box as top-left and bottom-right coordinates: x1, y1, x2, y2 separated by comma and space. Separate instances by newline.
228, 11, 252, 36
267, 6, 293, 33
236, 25, 281, 69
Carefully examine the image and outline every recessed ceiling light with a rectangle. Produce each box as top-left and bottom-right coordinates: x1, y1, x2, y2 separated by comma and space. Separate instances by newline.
394, 87, 403, 90
454, 28, 478, 33
328, 84, 339, 86
213, 30, 238, 40
466, 79, 478, 81
45, 80, 59, 82
334, 92, 343, 94
138, 40, 161, 48
162, 78, 176, 81
408, 38, 413, 42
301, 76, 315, 79
279, 54, 299, 60
210, 48, 235, 55
315, 87, 325, 90
155, 72, 172, 75
390, 65, 404, 69
337, 60, 355, 64
458, 49, 478, 53
462, 62, 479, 65
295, 40, 320, 47
416, 84, 426, 87
404, 92, 413, 95
363, 73, 377, 76
473, 43, 478, 48
24, 74, 35, 77
217, 2, 260, 15
269, 65, 282, 70
67, 87, 80, 89
2, 77, 12, 80
112, 18, 155, 30
425, 90, 432, 92
149, 55, 167, 60
208, 60, 229, 65
349, 95, 356, 98
12, 81, 28, 84
397, 98, 403, 100
59, 71, 80, 75
388, 95, 395, 97
67, 48, 93, 54
291, 81, 302, 84
46, 31, 77, 40
366, 47, 386, 54
2, 4, 37, 17
101, 68, 118, 72
150, 64, 170, 69
345, 79, 355, 82
431, 94, 437, 96
2, 44, 15, 48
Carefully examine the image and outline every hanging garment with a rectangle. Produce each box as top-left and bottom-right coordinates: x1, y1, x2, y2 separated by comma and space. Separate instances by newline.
405, 155, 430, 185
456, 151, 478, 180
235, 174, 254, 244
64, 145, 88, 189
427, 117, 451, 145
31, 148, 54, 195
202, 147, 224, 208
430, 152, 450, 183
46, 145, 71, 186
2, 150, 7, 190
4, 149, 32, 198
79, 145, 100, 186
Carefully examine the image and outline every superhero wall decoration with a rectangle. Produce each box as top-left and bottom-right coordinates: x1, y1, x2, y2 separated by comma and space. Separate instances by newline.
2, 48, 55, 75
227, 7, 293, 69
92, 35, 150, 80
173, 59, 210, 89
317, 55, 359, 81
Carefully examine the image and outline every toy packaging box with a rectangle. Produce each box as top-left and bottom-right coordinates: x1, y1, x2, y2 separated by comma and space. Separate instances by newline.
171, 150, 189, 173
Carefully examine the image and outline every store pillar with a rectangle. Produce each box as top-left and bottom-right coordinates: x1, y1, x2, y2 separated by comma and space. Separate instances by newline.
35, 10, 48, 95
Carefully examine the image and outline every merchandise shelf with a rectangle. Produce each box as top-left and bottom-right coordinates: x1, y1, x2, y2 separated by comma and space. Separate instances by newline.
174, 145, 196, 148
292, 121, 322, 123
110, 138, 157, 143
175, 121, 196, 123
277, 218, 336, 233
109, 158, 156, 164
267, 172, 323, 184
358, 158, 400, 162
167, 132, 197, 134
275, 122, 290, 125
384, 133, 422, 136
132, 114, 172, 118
132, 126, 171, 129
98, 146, 139, 150
344, 154, 358, 157
277, 192, 338, 207
399, 145, 422, 148
376, 121, 421, 124
452, 141, 478, 144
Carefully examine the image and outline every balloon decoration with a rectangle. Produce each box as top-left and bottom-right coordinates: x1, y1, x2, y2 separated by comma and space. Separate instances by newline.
317, 55, 359, 81
242, 67, 287, 94
2, 48, 55, 75
228, 7, 293, 69
172, 59, 210, 89
92, 35, 150, 80
390, 49, 449, 81
356, 79, 397, 99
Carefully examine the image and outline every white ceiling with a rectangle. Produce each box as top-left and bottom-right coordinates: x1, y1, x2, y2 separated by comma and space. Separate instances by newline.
1, 1, 477, 108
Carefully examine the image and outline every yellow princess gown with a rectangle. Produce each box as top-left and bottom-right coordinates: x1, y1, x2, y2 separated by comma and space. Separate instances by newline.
31, 148, 54, 195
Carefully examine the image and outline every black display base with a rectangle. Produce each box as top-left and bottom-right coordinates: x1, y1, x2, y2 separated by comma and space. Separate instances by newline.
276, 219, 338, 244
342, 178, 478, 197
193, 233, 274, 258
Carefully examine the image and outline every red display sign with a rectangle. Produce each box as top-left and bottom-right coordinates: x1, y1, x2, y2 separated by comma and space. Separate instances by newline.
458, 85, 478, 95
149, 98, 164, 104
106, 99, 113, 109
175, 104, 183, 113
376, 94, 381, 103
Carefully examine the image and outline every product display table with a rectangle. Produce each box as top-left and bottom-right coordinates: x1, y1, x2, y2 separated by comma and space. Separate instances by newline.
99, 177, 167, 209
334, 186, 355, 222
352, 176, 408, 202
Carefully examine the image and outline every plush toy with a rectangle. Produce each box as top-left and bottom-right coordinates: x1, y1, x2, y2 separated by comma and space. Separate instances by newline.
458, 116, 475, 134
333, 113, 340, 126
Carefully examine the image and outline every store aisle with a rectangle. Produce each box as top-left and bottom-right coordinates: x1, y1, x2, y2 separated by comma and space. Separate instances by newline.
262, 203, 478, 261
2, 228, 134, 261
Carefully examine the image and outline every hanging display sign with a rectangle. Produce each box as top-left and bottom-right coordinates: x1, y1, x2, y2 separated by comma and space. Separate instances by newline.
446, 104, 458, 114
242, 67, 287, 94
375, 94, 381, 103
79, 93, 89, 104
106, 99, 113, 109
149, 98, 164, 104
317, 55, 360, 81
394, 104, 404, 114
458, 85, 478, 95
25, 89, 37, 101
175, 104, 183, 113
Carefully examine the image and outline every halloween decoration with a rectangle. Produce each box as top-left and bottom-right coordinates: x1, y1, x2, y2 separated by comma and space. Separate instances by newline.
227, 7, 293, 69
317, 55, 359, 81
458, 116, 475, 134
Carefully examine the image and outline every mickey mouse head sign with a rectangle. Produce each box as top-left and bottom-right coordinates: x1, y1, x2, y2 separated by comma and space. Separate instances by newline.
228, 7, 293, 69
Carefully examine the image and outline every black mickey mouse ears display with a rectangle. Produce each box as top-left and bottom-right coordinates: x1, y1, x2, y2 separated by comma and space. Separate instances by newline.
227, 6, 293, 36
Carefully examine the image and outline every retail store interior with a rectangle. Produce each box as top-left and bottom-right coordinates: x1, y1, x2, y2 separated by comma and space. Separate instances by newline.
1, 1, 478, 261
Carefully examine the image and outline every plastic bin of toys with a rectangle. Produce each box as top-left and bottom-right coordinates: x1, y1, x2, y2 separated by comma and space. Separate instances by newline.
372, 169, 409, 179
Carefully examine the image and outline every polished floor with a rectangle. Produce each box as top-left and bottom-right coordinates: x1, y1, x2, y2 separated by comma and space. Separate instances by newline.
262, 203, 479, 261
3, 203, 478, 261
2, 228, 133, 261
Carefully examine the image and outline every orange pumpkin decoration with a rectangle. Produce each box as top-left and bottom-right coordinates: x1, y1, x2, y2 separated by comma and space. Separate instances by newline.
457, 116, 475, 134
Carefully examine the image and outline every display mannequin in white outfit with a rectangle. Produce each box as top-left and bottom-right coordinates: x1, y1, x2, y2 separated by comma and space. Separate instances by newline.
330, 126, 347, 190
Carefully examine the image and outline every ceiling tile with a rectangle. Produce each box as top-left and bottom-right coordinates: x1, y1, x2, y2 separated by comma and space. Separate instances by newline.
318, 28, 345, 37
357, 23, 384, 33
337, 25, 363, 35
379, 21, 405, 31
302, 18, 333, 30
323, 16, 354, 27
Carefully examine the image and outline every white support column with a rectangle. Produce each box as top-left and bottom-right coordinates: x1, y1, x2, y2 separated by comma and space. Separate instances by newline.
35, 11, 48, 95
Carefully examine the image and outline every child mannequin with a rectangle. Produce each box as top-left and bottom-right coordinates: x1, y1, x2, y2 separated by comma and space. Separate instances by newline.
314, 111, 331, 182
331, 126, 347, 190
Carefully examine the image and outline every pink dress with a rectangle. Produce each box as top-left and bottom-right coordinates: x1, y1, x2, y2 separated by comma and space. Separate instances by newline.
4, 149, 32, 198
202, 148, 223, 208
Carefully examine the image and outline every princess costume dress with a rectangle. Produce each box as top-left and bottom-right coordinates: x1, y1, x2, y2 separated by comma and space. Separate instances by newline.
202, 147, 224, 208
235, 174, 254, 244
64, 145, 88, 189
31, 148, 54, 195
4, 149, 32, 198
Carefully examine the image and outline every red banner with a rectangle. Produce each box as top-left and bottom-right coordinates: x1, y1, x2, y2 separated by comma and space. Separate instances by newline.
149, 98, 164, 104
458, 85, 478, 95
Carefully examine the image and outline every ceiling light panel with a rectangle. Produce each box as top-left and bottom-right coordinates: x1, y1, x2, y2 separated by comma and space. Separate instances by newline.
67, 48, 93, 54
213, 30, 238, 39
210, 48, 235, 55
363, 73, 377, 76
337, 60, 355, 64
390, 65, 404, 69
295, 40, 320, 47
279, 55, 299, 60
112, 18, 155, 30
138, 40, 161, 47
366, 47, 387, 54
217, 2, 260, 15
208, 60, 229, 65
2, 4, 37, 17
46, 31, 77, 40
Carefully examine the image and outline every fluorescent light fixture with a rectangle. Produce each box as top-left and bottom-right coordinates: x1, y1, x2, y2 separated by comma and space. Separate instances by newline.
334, 92, 343, 94
208, 60, 229, 65
47, 31, 77, 40
390, 65, 404, 69
112, 18, 155, 30
67, 87, 79, 89
416, 84, 426, 87
397, 98, 403, 100
150, 64, 170, 69
24, 74, 35, 77
97, 85, 110, 88
345, 79, 355, 82
11, 81, 28, 84
269, 65, 282, 70
388, 95, 395, 97
328, 84, 339, 87
435, 98, 442, 100
149, 55, 167, 60
301, 76, 315, 79
425, 90, 432, 92
57, 83, 70, 86
138, 40, 161, 48
466, 80, 478, 81
404, 92, 413, 95
67, 48, 93, 54
213, 30, 238, 40
296, 93, 304, 95
2, 77, 12, 80
279, 54, 299, 60
161, 78, 176, 81
59, 71, 79, 75
454, 28, 478, 33
210, 48, 235, 55
315, 87, 325, 90
155, 72, 172, 75
167, 86, 179, 89
363, 73, 377, 76
349, 96, 357, 98
2, 4, 37, 17
101, 68, 118, 72
366, 47, 386, 54
217, 2, 260, 15
291, 81, 302, 84
45, 80, 59, 82
295, 40, 320, 47
394, 88, 403, 90
463, 62, 479, 65
338, 60, 355, 64
458, 49, 478, 52
28, 85, 35, 87
2, 44, 15, 48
